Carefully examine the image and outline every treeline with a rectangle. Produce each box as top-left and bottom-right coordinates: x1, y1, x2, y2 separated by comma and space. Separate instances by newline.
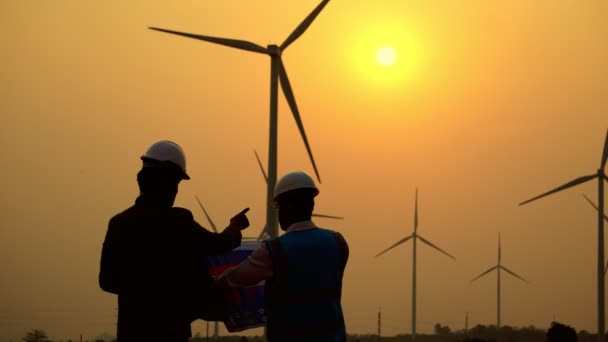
22, 322, 595, 342
345, 322, 595, 342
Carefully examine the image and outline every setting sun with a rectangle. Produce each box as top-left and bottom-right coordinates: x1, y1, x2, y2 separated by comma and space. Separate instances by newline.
376, 46, 396, 67
347, 20, 426, 90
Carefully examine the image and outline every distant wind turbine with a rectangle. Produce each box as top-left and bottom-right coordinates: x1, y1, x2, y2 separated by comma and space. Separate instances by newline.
519, 129, 608, 342
375, 189, 455, 340
464, 312, 469, 338
470, 234, 528, 329
254, 149, 343, 239
583, 194, 608, 223
151, 0, 332, 239
582, 194, 608, 274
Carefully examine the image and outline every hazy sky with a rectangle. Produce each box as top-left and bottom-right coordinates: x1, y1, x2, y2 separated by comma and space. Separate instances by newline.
2, 0, 607, 340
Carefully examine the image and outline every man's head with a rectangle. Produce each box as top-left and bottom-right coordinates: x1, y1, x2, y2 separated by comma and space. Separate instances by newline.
137, 140, 190, 200
273, 171, 319, 230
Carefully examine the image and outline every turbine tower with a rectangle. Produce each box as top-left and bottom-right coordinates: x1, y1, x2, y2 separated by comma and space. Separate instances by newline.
253, 149, 343, 238
519, 129, 608, 342
470, 234, 528, 329
375, 189, 455, 340
150, 0, 331, 239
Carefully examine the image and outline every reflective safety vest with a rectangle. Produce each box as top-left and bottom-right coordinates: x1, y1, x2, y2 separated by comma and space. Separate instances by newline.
264, 227, 348, 342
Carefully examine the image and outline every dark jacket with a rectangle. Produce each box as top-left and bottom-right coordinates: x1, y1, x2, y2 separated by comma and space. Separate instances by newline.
99, 193, 241, 341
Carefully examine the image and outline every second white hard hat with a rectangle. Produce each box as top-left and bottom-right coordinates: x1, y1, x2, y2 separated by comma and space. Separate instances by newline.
273, 171, 319, 199
141, 140, 190, 180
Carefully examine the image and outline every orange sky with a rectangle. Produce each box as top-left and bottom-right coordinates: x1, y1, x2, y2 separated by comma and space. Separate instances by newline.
1, 1, 608, 340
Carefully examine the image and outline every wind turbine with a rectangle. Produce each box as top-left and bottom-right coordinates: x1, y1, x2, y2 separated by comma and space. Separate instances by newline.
519, 129, 608, 342
375, 189, 455, 340
470, 234, 528, 329
583, 194, 608, 223
253, 149, 343, 238
150, 0, 331, 239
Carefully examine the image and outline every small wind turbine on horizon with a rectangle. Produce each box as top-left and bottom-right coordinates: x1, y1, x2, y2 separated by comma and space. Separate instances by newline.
375, 189, 455, 341
519, 129, 608, 342
253, 149, 343, 239
470, 233, 528, 329
583, 194, 608, 224
150, 0, 332, 240
583, 194, 608, 274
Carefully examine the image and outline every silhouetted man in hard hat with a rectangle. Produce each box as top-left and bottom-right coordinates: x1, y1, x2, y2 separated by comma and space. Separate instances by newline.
99, 140, 250, 342
216, 171, 349, 342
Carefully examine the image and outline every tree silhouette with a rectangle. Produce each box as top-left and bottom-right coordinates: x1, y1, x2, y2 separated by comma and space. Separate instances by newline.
22, 329, 50, 342
434, 323, 452, 335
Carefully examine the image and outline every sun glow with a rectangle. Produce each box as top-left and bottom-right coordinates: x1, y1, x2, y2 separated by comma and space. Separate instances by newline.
348, 22, 425, 88
376, 47, 396, 67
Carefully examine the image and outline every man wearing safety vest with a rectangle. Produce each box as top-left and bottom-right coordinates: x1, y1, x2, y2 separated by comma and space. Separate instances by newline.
99, 140, 250, 342
216, 171, 349, 342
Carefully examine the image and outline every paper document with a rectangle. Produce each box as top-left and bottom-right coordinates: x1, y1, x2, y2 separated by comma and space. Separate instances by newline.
204, 240, 267, 332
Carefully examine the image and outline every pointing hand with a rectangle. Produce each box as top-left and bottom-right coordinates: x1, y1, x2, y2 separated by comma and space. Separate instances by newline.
229, 208, 250, 231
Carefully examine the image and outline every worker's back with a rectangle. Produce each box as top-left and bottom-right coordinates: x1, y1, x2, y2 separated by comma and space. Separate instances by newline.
100, 194, 237, 341
264, 227, 348, 342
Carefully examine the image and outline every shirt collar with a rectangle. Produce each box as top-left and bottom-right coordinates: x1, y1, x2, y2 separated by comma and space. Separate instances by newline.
285, 220, 318, 233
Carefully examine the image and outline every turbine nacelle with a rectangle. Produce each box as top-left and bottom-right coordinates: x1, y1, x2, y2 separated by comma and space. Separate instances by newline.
267, 44, 282, 57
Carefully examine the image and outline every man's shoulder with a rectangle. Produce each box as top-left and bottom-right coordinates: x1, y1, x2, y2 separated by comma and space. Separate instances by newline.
315, 228, 348, 250
108, 205, 136, 224
317, 227, 345, 238
170, 207, 194, 220
108, 206, 194, 224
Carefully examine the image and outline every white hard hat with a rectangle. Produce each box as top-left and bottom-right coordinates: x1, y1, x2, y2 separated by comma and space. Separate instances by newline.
273, 171, 319, 199
141, 140, 190, 180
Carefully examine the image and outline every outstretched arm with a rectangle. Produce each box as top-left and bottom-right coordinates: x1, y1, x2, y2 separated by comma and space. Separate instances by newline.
183, 207, 250, 256
215, 242, 273, 288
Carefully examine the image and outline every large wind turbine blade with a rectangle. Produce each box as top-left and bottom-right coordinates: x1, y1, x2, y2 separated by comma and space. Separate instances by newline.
414, 188, 418, 232
375, 235, 413, 258
501, 266, 529, 283
280, 0, 330, 51
601, 129, 608, 170
277, 59, 321, 182
195, 195, 218, 233
312, 213, 344, 220
417, 234, 456, 260
148, 27, 268, 54
471, 266, 498, 283
583, 194, 608, 222
519, 174, 598, 206
254, 149, 268, 183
